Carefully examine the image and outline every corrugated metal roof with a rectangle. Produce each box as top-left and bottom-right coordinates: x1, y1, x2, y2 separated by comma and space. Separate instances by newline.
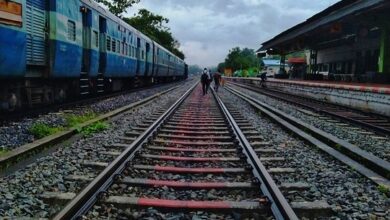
260, 0, 388, 50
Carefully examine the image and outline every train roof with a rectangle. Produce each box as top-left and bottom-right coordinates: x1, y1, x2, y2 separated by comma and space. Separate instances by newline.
154, 42, 175, 57
80, 0, 149, 40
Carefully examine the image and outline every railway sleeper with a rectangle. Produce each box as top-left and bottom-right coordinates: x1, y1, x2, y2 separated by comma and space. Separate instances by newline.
102, 196, 270, 212
140, 154, 241, 162
290, 201, 333, 219
166, 122, 227, 127
40, 192, 331, 218
125, 131, 142, 137
152, 139, 235, 147
163, 125, 228, 131
117, 177, 258, 190
146, 146, 238, 153
168, 119, 226, 124
159, 129, 230, 136
157, 134, 234, 141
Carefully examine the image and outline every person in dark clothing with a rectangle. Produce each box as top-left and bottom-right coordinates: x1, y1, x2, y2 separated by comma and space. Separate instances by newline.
206, 70, 212, 93
201, 68, 210, 95
213, 71, 222, 92
260, 72, 267, 87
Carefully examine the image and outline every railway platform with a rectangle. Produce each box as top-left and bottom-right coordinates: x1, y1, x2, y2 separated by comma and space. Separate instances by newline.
227, 77, 390, 117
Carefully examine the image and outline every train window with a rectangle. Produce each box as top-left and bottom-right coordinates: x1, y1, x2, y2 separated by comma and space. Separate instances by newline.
129, 46, 132, 57
117, 40, 120, 53
125, 43, 128, 56
142, 51, 145, 60
67, 20, 76, 41
112, 40, 116, 53
93, 31, 99, 47
107, 37, 111, 51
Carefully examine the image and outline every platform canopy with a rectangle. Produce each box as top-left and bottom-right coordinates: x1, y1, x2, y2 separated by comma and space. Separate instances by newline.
258, 0, 390, 55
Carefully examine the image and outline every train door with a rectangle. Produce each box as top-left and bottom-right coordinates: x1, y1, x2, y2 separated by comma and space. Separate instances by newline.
80, 7, 92, 95
156, 48, 160, 77
25, 0, 49, 107
81, 8, 92, 73
97, 17, 107, 93
152, 43, 156, 78
98, 17, 107, 73
145, 43, 151, 76
26, 0, 47, 68
136, 37, 141, 75
167, 54, 171, 76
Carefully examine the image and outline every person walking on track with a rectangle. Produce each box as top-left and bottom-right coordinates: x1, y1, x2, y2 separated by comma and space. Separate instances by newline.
207, 70, 212, 93
213, 71, 222, 92
201, 68, 210, 95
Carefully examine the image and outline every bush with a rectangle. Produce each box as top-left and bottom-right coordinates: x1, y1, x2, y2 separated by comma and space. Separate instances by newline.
79, 121, 109, 137
29, 123, 63, 139
65, 112, 96, 127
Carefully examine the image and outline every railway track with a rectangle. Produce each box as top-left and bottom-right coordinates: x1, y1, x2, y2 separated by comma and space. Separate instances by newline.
0, 82, 182, 126
224, 84, 389, 186
228, 81, 390, 135
42, 83, 310, 219
0, 83, 186, 171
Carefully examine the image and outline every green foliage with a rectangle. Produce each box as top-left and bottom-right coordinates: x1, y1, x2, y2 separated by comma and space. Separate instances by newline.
29, 123, 63, 139
377, 185, 389, 195
0, 149, 9, 157
65, 112, 97, 128
79, 122, 109, 137
29, 112, 99, 139
217, 62, 226, 72
94, 0, 140, 16
124, 9, 185, 59
224, 47, 260, 72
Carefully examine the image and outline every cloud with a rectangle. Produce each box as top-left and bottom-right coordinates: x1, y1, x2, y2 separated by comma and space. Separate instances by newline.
125, 0, 339, 66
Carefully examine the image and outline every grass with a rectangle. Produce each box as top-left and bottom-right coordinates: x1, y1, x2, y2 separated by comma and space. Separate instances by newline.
79, 121, 109, 137
0, 149, 9, 157
28, 112, 101, 139
377, 185, 389, 196
65, 112, 97, 127
29, 123, 64, 139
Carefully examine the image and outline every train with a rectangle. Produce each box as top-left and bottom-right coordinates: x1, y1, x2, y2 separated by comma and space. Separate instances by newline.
0, 0, 188, 111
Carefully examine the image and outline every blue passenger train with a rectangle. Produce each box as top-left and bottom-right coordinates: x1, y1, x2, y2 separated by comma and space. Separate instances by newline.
0, 0, 188, 110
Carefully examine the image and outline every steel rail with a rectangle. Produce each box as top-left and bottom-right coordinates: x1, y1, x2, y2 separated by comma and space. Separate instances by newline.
0, 84, 182, 170
0, 81, 184, 126
225, 86, 390, 187
212, 89, 299, 220
54, 81, 199, 220
228, 81, 390, 135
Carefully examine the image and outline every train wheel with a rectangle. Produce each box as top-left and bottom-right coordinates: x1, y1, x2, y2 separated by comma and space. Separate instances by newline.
58, 88, 66, 103
7, 93, 18, 111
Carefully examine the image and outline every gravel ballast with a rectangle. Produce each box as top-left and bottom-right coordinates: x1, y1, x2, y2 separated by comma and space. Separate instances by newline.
0, 80, 196, 218
0, 81, 188, 152
229, 84, 390, 162
219, 87, 389, 219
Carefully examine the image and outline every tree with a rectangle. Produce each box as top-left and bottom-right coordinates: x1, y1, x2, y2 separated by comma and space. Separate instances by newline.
223, 47, 259, 72
94, 0, 140, 17
124, 9, 185, 59
217, 62, 225, 72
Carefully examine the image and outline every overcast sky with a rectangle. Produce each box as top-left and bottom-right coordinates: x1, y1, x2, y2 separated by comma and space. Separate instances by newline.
126, 0, 340, 67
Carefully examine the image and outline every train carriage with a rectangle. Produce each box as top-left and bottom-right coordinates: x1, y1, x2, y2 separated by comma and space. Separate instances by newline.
0, 0, 186, 111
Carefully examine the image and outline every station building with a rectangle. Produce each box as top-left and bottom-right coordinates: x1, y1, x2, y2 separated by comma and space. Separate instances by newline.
258, 0, 390, 83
